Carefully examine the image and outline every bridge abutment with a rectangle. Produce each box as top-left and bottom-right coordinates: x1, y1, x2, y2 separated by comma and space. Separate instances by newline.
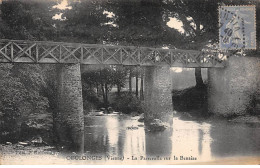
144, 66, 173, 124
56, 63, 84, 153
208, 56, 260, 116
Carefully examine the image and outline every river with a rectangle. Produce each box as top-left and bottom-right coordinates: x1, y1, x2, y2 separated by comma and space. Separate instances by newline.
84, 114, 260, 164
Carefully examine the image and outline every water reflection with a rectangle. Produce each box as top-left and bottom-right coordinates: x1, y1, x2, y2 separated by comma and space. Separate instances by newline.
122, 117, 146, 157
105, 116, 119, 155
170, 117, 212, 162
210, 121, 260, 158
145, 126, 172, 157
84, 115, 260, 163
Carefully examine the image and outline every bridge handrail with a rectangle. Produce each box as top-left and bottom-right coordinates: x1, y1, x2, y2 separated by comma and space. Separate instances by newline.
0, 39, 200, 54
0, 39, 227, 67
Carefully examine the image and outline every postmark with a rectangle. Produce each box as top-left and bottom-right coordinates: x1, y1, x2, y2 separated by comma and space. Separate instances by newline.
219, 5, 256, 50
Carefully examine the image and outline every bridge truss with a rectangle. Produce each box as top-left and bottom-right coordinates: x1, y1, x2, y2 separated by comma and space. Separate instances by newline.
0, 39, 228, 67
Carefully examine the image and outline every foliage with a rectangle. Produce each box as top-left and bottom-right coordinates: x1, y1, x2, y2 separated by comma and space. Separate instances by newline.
112, 92, 145, 114
61, 0, 108, 43
82, 82, 101, 112
163, 0, 218, 49
81, 65, 127, 106
0, 64, 49, 141
0, 0, 57, 40
172, 85, 207, 112
62, 0, 184, 47
1, 0, 259, 48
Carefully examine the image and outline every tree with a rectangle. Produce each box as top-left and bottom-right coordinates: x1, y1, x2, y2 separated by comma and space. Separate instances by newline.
112, 65, 127, 96
163, 0, 259, 87
61, 0, 109, 43
0, 0, 57, 40
140, 67, 144, 100
128, 67, 133, 92
61, 0, 184, 47
162, 0, 220, 87
82, 66, 126, 107
0, 64, 49, 139
135, 67, 139, 97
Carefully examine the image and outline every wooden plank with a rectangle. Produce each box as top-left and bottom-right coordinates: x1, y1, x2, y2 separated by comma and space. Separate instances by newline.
35, 44, 38, 62
11, 42, 14, 61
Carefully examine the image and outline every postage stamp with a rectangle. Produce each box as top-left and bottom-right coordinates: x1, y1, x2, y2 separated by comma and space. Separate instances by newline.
219, 5, 256, 50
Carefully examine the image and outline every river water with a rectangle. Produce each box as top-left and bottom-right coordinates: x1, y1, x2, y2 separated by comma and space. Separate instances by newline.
84, 114, 260, 164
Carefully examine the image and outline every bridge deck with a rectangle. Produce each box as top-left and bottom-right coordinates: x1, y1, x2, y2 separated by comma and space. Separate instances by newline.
0, 39, 227, 67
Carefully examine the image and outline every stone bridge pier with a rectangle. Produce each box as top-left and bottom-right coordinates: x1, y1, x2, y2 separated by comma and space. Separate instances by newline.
143, 65, 173, 156
55, 64, 84, 153
208, 56, 260, 116
144, 65, 173, 125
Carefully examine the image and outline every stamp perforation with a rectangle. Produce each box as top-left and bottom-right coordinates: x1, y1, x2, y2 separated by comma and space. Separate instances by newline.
218, 5, 256, 50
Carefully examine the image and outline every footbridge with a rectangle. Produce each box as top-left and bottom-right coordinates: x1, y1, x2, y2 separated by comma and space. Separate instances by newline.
0, 39, 227, 67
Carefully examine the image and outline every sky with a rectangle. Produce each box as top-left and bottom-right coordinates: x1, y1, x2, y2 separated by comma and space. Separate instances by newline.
53, 0, 72, 10
167, 17, 185, 34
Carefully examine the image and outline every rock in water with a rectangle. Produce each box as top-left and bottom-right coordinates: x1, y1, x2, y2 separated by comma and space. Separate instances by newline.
16, 144, 25, 148
18, 141, 30, 146
148, 119, 167, 132
107, 107, 114, 113
138, 113, 145, 122
6, 142, 12, 145
31, 136, 43, 145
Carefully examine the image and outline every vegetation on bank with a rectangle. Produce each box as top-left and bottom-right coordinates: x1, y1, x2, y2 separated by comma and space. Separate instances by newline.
81, 66, 145, 115
172, 84, 209, 118
0, 64, 53, 143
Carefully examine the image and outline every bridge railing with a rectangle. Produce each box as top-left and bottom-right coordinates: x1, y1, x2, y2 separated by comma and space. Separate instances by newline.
0, 39, 227, 67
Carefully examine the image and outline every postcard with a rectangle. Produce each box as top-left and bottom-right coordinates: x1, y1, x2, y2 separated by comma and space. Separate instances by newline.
0, 0, 259, 165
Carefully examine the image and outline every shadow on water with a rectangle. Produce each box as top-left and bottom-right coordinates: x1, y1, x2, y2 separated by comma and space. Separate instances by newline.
83, 114, 260, 162
209, 120, 260, 158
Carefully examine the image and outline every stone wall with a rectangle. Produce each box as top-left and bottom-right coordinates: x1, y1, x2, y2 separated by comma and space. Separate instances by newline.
144, 66, 173, 123
208, 56, 260, 116
55, 64, 84, 152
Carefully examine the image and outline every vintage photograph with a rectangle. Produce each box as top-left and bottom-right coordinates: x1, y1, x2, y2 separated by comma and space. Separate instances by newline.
0, 0, 259, 165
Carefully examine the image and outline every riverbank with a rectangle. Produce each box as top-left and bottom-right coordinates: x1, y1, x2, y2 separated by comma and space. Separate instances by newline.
228, 115, 260, 125
176, 110, 260, 125
0, 143, 65, 164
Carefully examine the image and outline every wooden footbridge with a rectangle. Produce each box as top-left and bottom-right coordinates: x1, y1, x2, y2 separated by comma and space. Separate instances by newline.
0, 39, 227, 67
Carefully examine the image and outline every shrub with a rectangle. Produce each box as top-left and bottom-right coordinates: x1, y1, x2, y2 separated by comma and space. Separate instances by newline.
112, 92, 145, 114
0, 64, 49, 143
172, 85, 207, 112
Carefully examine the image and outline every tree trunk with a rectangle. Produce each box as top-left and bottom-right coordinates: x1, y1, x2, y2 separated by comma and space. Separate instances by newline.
105, 83, 109, 106
96, 83, 99, 96
101, 83, 106, 104
195, 68, 204, 88
117, 84, 121, 96
135, 71, 139, 97
129, 68, 132, 92
140, 70, 144, 100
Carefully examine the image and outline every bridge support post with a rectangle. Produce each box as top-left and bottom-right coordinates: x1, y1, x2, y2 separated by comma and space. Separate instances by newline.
55, 63, 84, 153
144, 65, 173, 156
208, 56, 260, 116
144, 66, 173, 125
